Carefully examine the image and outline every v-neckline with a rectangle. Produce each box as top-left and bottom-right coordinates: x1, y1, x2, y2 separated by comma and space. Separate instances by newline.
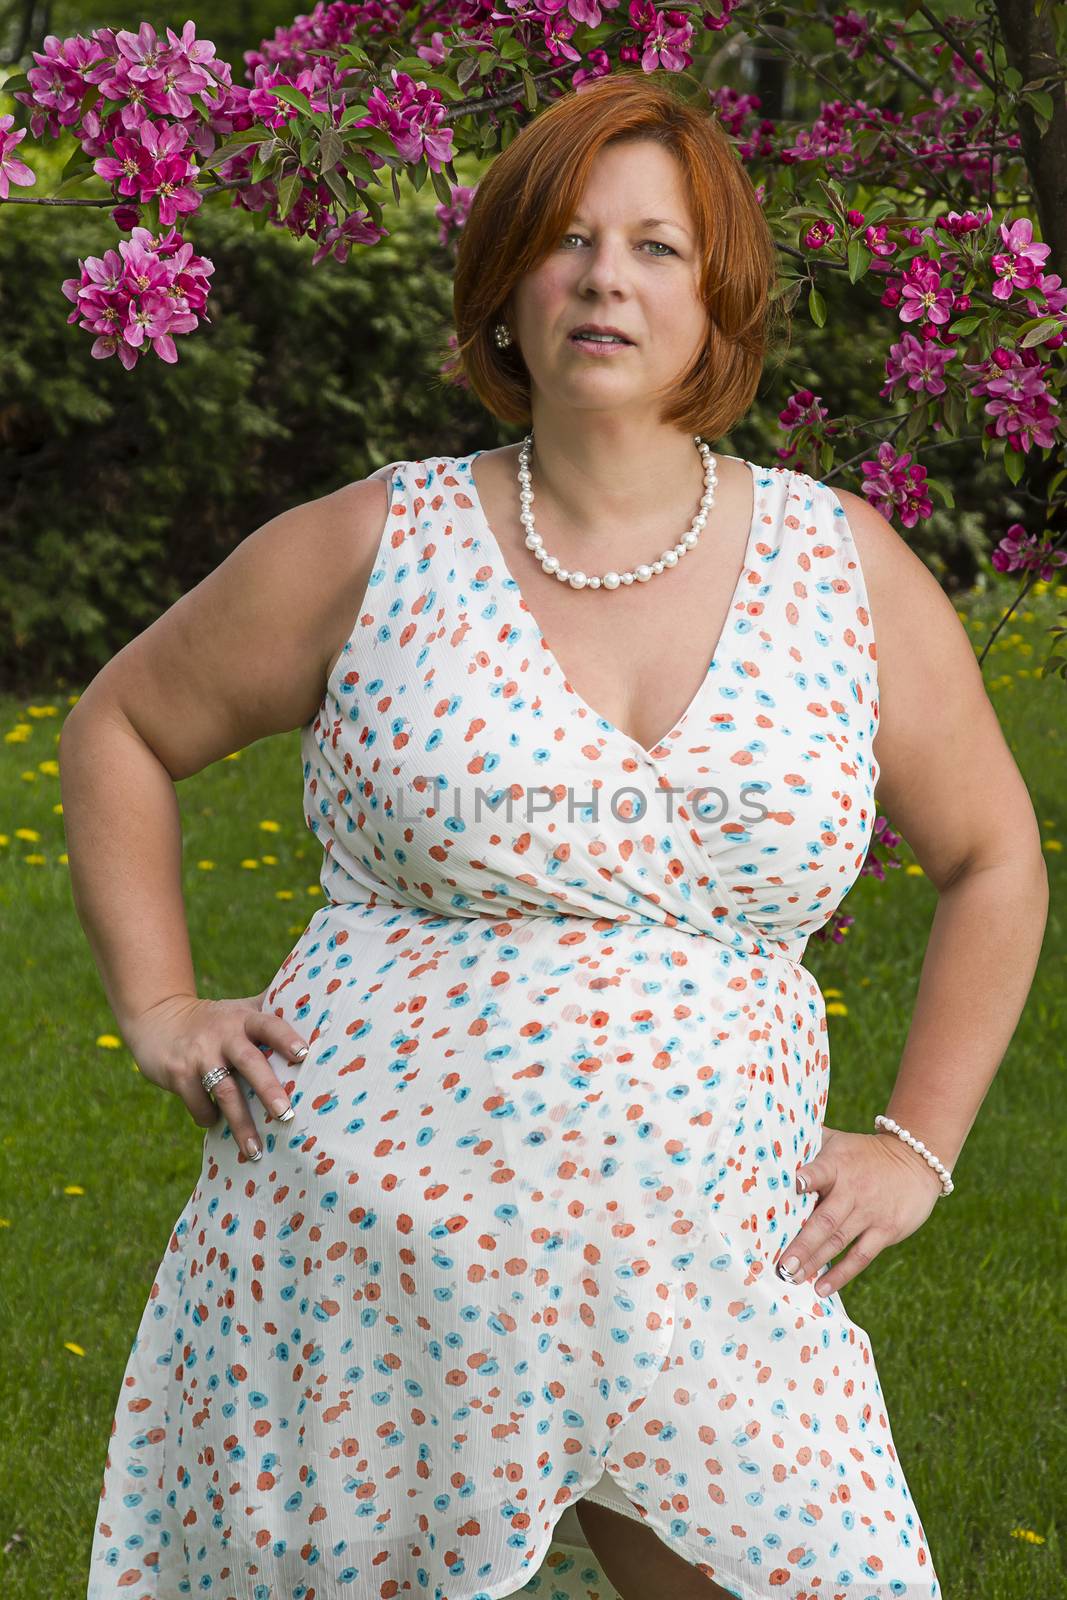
460, 450, 765, 764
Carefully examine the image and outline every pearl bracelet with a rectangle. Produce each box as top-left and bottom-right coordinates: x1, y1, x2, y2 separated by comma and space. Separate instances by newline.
874, 1114, 954, 1197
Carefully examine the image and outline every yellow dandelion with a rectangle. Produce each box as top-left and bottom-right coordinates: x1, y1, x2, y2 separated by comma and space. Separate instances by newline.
20, 771, 38, 782
826, 1002, 848, 1017
261, 855, 278, 865
64, 1184, 85, 1195
1009, 1527, 1046, 1544
259, 820, 282, 833
275, 889, 294, 900
288, 923, 306, 935
197, 860, 216, 870
27, 705, 58, 718
64, 1341, 86, 1357
1043, 839, 1062, 851
38, 758, 59, 775
224, 750, 242, 760
58, 853, 69, 865
822, 988, 843, 998
0, 1218, 11, 1228
240, 858, 260, 869
24, 853, 46, 865
905, 863, 925, 876
53, 802, 63, 814
66, 693, 81, 706
1021, 611, 1034, 621
5, 725, 31, 742
0, 835, 9, 847
15, 827, 40, 841
96, 1034, 122, 1049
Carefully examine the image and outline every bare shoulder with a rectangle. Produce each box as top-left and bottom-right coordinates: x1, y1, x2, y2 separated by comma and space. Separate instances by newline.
828, 485, 1043, 886
63, 470, 397, 782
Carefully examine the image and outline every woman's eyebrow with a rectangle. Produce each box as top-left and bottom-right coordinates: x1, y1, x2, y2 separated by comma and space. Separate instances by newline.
572, 214, 691, 237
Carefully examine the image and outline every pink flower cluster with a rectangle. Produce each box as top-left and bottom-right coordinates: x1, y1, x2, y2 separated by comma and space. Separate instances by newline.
860, 442, 933, 529
968, 347, 1060, 454
60, 224, 214, 368
991, 523, 1067, 583
11, 17, 459, 360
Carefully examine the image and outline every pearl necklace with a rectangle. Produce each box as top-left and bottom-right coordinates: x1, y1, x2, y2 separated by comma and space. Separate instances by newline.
516, 430, 718, 591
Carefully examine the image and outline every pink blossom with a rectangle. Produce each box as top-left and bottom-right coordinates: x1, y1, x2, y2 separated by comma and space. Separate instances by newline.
859, 441, 933, 529
883, 331, 955, 397
897, 259, 954, 326
61, 225, 213, 368
967, 346, 1060, 454
991, 523, 1067, 582
626, 1, 693, 72
863, 223, 897, 259
991, 215, 1051, 301
311, 208, 390, 267
779, 389, 830, 430
803, 220, 835, 250
832, 9, 871, 60
348, 70, 454, 174
935, 205, 992, 239
0, 113, 36, 198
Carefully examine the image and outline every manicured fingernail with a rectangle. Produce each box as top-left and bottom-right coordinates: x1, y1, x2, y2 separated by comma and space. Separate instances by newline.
796, 1173, 807, 1192
246, 1137, 263, 1161
779, 1254, 800, 1280
271, 1099, 295, 1122
293, 1044, 309, 1061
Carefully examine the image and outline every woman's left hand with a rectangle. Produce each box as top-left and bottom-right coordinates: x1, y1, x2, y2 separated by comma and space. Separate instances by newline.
776, 1124, 945, 1297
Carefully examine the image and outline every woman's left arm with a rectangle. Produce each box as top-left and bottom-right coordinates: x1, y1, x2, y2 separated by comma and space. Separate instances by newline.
777, 487, 1050, 1298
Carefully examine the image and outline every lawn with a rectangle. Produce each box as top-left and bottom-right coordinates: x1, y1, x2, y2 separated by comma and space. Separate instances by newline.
0, 575, 1063, 1600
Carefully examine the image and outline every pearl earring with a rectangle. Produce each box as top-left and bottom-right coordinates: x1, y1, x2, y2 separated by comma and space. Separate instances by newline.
493, 321, 513, 349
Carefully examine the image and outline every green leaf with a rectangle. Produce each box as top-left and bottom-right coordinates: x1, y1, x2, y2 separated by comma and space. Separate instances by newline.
769, 274, 801, 302
853, 128, 885, 161
819, 440, 834, 474
0, 73, 31, 96
319, 129, 342, 171
847, 237, 871, 283
202, 129, 272, 172
270, 85, 313, 116
409, 155, 427, 193
1003, 66, 1023, 91
808, 285, 827, 328
391, 166, 402, 206
1019, 317, 1062, 348
928, 478, 955, 509
947, 314, 984, 336
51, 165, 99, 197
276, 171, 302, 220
521, 68, 538, 113
299, 133, 316, 165
322, 166, 352, 207
943, 389, 966, 436
1004, 448, 1025, 485
456, 56, 481, 89
1026, 89, 1054, 123
430, 164, 453, 206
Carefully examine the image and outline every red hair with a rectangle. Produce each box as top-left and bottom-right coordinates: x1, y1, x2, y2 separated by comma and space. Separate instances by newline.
451, 69, 784, 442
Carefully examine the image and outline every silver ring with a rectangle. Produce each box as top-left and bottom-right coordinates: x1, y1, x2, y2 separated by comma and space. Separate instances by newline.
200, 1064, 233, 1095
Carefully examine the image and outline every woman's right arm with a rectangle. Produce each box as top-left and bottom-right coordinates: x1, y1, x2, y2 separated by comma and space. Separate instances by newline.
58, 474, 391, 1144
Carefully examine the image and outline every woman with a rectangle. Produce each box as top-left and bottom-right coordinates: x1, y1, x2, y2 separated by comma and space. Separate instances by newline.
64, 70, 1047, 1600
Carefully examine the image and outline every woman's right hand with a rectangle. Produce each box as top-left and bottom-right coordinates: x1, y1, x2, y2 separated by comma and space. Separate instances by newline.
121, 990, 312, 1159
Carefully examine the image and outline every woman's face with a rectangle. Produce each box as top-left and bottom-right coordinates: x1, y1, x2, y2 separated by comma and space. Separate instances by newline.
506, 139, 708, 421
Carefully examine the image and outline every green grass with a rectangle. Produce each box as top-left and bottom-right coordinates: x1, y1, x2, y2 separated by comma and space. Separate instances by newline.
1, 576, 1064, 1600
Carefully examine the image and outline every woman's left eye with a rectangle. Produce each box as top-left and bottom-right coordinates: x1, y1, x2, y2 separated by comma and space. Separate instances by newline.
561, 234, 675, 256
